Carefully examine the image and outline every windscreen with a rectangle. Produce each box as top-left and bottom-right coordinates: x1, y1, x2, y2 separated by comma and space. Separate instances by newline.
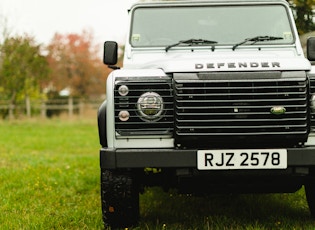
130, 4, 294, 47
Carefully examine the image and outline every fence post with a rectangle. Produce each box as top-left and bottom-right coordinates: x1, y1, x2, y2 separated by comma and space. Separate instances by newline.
41, 101, 46, 118
9, 103, 14, 120
79, 99, 84, 117
26, 96, 31, 118
68, 97, 73, 118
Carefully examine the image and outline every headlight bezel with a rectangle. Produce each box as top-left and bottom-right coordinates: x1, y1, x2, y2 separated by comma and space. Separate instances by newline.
136, 92, 165, 122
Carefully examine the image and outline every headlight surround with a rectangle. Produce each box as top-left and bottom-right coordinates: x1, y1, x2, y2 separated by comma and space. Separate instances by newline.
114, 75, 173, 136
137, 92, 164, 121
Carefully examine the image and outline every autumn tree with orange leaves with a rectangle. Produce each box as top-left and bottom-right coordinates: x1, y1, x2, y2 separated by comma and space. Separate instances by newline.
46, 30, 110, 98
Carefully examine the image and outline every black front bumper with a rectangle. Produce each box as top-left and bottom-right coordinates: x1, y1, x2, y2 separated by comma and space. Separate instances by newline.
100, 147, 315, 169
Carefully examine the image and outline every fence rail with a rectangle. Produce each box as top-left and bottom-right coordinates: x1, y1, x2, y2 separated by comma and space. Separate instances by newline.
0, 97, 104, 119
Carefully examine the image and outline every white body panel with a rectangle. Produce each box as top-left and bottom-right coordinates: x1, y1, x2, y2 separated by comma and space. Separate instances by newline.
107, 0, 312, 149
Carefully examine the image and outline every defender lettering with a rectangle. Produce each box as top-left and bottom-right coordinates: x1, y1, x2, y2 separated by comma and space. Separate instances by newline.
196, 61, 281, 69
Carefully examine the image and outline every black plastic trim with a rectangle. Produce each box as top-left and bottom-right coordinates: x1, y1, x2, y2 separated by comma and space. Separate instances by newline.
98, 100, 107, 147
100, 147, 315, 169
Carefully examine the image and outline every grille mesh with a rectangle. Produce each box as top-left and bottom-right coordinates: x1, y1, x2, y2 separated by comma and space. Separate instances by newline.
174, 71, 308, 146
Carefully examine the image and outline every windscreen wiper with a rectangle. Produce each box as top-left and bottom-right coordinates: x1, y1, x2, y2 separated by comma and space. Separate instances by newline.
232, 36, 283, 51
165, 38, 217, 52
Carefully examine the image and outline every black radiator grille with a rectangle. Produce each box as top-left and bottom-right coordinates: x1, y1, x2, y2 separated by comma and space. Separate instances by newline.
174, 72, 308, 146
309, 75, 315, 132
114, 76, 174, 136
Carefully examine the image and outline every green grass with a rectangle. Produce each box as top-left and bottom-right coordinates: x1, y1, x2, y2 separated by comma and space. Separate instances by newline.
139, 187, 313, 229
0, 119, 102, 229
0, 119, 315, 229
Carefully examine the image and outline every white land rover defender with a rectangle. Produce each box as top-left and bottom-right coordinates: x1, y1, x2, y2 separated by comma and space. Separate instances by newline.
98, 0, 315, 228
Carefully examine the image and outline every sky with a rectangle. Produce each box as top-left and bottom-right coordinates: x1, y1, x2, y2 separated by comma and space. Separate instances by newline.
0, 0, 138, 48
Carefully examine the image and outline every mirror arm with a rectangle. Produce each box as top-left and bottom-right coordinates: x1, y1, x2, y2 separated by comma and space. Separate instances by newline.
108, 65, 120, 70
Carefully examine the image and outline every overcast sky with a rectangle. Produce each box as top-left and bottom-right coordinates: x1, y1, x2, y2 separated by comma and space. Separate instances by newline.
0, 0, 138, 48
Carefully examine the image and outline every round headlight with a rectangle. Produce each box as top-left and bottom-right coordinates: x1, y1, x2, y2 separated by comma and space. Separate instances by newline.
137, 92, 164, 121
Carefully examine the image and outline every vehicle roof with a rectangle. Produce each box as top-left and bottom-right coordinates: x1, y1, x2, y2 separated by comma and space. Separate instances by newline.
130, 0, 289, 8
133, 0, 288, 3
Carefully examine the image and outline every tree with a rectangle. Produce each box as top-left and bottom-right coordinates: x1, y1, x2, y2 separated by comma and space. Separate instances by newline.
0, 35, 49, 107
289, 0, 315, 34
46, 30, 110, 98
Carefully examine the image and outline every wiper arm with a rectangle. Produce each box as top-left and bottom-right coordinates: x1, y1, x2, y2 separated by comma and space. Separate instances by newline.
165, 38, 217, 52
232, 36, 283, 51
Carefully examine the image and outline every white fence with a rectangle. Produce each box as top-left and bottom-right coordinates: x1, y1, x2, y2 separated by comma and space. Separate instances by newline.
0, 97, 104, 119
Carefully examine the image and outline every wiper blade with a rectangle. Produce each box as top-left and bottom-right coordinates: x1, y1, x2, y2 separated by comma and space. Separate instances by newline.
232, 36, 283, 51
165, 38, 217, 52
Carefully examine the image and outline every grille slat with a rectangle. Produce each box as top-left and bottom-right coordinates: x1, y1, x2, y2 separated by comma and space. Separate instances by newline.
176, 131, 308, 136
176, 92, 306, 96
176, 118, 307, 122
176, 104, 307, 109
177, 98, 305, 102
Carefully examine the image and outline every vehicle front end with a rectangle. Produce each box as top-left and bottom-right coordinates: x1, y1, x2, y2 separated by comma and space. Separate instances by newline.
98, 0, 315, 228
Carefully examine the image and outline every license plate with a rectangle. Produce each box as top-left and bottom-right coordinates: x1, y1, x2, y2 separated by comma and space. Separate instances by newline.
197, 149, 287, 170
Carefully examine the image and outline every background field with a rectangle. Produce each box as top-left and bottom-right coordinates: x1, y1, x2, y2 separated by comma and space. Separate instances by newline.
0, 119, 315, 229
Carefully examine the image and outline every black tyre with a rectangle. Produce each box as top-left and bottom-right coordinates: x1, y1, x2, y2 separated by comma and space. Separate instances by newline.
305, 176, 315, 218
101, 169, 139, 229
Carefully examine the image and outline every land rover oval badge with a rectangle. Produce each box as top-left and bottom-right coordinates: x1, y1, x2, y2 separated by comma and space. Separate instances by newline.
270, 106, 286, 115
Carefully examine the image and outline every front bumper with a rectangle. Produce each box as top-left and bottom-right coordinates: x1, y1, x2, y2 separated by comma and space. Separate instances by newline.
100, 147, 315, 169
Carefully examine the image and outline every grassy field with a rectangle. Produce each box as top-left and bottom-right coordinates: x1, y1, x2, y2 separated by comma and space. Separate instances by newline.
0, 119, 315, 229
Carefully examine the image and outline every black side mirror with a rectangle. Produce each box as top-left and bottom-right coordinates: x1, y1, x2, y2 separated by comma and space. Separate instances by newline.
103, 41, 118, 66
307, 37, 315, 61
